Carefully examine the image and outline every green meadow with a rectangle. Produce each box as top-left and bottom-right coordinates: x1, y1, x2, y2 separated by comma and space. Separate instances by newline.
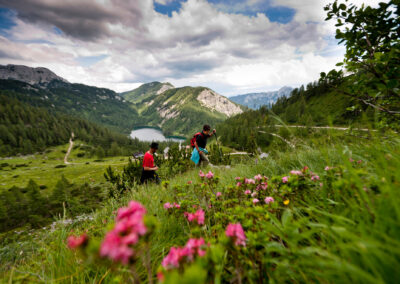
0, 141, 129, 192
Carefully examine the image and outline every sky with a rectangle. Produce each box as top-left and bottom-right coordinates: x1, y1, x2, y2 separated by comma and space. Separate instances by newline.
0, 0, 385, 96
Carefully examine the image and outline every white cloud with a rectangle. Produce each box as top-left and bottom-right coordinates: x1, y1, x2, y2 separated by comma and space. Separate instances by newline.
2, 0, 378, 95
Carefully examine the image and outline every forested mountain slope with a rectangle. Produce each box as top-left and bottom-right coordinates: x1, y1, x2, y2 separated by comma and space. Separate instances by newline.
0, 79, 139, 134
0, 94, 147, 157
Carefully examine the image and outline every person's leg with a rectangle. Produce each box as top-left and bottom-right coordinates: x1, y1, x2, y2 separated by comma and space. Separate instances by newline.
199, 151, 209, 166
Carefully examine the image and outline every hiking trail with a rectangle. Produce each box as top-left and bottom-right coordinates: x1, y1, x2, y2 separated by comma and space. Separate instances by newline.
64, 132, 74, 165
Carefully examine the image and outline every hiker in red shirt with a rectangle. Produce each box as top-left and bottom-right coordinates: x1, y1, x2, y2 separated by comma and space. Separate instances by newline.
140, 142, 160, 184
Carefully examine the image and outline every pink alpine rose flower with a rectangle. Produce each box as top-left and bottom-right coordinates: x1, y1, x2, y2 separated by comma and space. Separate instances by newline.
235, 177, 241, 181
216, 192, 222, 197
325, 166, 331, 171
245, 178, 256, 184
311, 175, 320, 181
252, 198, 260, 204
100, 201, 147, 264
254, 174, 262, 181
184, 209, 205, 225
251, 191, 258, 197
264, 196, 274, 204
67, 233, 88, 249
164, 202, 173, 209
162, 238, 206, 270
225, 223, 246, 246
187, 180, 192, 184
244, 189, 251, 195
282, 176, 289, 183
236, 182, 242, 187
290, 170, 302, 176
174, 203, 181, 209
205, 171, 214, 179
199, 170, 205, 178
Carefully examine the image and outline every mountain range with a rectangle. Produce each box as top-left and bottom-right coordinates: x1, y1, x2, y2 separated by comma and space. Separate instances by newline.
0, 64, 243, 137
121, 82, 244, 136
229, 86, 293, 109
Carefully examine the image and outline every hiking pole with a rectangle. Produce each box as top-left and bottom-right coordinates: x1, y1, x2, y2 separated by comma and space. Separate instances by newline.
214, 132, 224, 162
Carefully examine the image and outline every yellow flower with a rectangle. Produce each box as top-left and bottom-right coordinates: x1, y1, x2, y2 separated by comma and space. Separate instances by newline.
283, 200, 290, 205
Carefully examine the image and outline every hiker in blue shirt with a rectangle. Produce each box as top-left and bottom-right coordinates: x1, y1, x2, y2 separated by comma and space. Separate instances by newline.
191, 124, 216, 166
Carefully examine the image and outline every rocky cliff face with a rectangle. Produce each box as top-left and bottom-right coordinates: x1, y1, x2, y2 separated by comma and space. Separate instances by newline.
197, 89, 243, 117
0, 64, 69, 86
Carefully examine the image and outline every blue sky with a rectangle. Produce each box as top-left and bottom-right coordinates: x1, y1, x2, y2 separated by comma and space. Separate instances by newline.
0, 0, 370, 95
155, 0, 296, 24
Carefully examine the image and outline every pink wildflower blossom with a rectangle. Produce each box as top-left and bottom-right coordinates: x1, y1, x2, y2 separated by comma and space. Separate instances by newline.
311, 175, 320, 181
264, 197, 274, 204
261, 183, 268, 190
216, 192, 222, 197
199, 170, 205, 178
290, 170, 303, 176
325, 166, 331, 171
357, 160, 362, 164
252, 198, 260, 204
349, 158, 354, 162
225, 223, 246, 246
185, 238, 206, 258
100, 201, 147, 264
303, 166, 309, 171
67, 233, 88, 249
164, 202, 173, 209
162, 238, 206, 270
235, 177, 241, 180
251, 191, 258, 197
245, 178, 255, 184
236, 182, 242, 187
206, 171, 214, 179
187, 180, 192, 184
184, 209, 205, 225
282, 176, 289, 183
244, 189, 251, 195
157, 272, 165, 282
174, 203, 181, 209
254, 174, 263, 181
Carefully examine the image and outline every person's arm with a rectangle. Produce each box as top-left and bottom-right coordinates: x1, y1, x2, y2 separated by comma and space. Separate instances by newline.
144, 166, 158, 171
209, 129, 216, 137
194, 141, 203, 154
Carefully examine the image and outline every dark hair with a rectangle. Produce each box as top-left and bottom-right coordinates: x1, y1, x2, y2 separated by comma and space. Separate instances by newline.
150, 142, 159, 149
203, 124, 211, 131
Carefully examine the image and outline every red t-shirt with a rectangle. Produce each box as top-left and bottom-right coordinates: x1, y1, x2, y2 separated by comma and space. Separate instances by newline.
143, 152, 154, 168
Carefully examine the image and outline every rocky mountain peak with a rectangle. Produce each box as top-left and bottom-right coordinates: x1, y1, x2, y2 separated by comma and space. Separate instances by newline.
197, 89, 243, 117
0, 64, 69, 86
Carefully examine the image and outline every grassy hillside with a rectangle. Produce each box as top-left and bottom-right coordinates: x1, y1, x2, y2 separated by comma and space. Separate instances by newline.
1, 132, 399, 283
121, 81, 174, 105
271, 80, 372, 126
0, 79, 139, 134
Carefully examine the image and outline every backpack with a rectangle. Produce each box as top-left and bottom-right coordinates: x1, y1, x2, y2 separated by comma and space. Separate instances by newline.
190, 132, 204, 148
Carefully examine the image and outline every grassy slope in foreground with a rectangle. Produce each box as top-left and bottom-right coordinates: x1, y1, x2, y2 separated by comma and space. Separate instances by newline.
1, 134, 399, 283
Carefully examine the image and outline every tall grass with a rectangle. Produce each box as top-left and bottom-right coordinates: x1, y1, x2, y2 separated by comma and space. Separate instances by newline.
1, 133, 399, 283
